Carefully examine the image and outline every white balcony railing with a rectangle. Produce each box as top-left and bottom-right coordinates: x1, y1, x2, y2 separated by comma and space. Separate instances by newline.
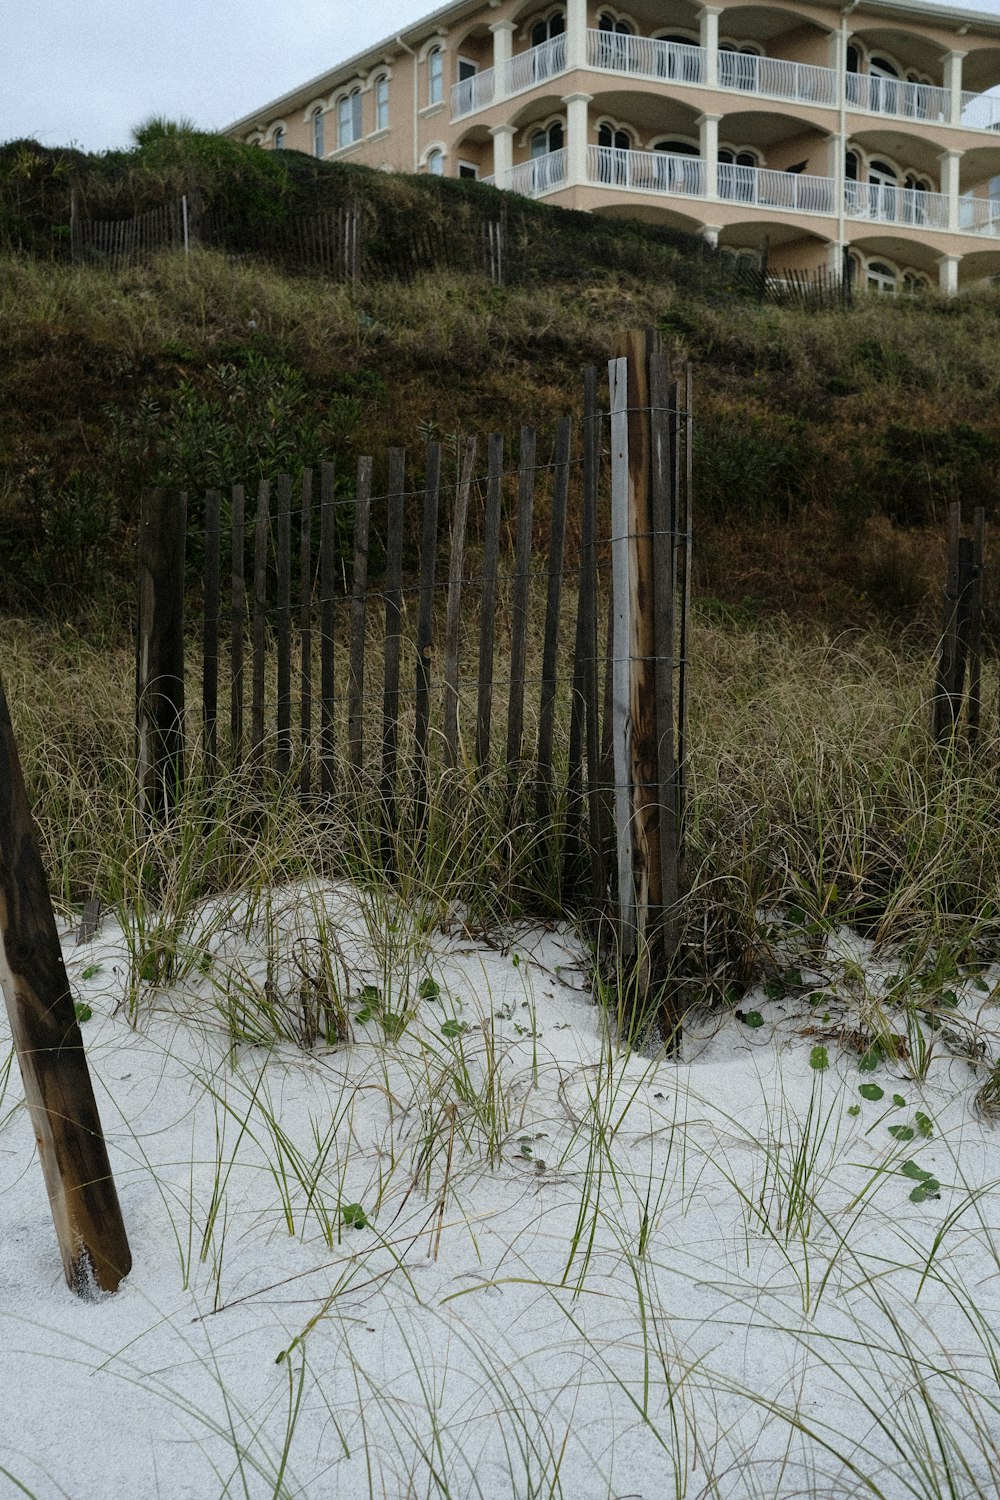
454, 26, 1000, 138
718, 49, 837, 106
844, 180, 950, 228
960, 89, 1000, 132
846, 71, 951, 123
960, 194, 1000, 235
587, 30, 705, 85
496, 147, 1000, 237
588, 144, 705, 196
506, 34, 567, 95
506, 148, 567, 198
451, 69, 496, 120
718, 162, 836, 213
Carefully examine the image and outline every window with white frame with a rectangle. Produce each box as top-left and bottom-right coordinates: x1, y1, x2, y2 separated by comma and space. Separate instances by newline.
531, 11, 566, 45
427, 147, 445, 175
312, 107, 325, 158
374, 74, 389, 131
338, 88, 363, 147
866, 259, 897, 292
428, 47, 444, 105
458, 160, 478, 178
273, 126, 285, 150
530, 121, 564, 156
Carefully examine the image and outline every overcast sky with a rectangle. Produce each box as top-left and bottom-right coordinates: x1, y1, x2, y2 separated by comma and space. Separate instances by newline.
1, 1, 438, 154
6, 0, 1000, 155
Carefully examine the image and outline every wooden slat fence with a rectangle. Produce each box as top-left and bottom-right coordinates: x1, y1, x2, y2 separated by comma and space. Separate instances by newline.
135, 347, 696, 1011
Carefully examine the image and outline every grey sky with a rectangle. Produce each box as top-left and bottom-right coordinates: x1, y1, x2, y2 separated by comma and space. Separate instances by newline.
6, 0, 1000, 156
2, 1, 436, 154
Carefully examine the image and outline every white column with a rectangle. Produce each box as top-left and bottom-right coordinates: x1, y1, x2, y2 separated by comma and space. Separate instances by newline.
490, 21, 515, 101
566, 0, 588, 71
698, 112, 721, 199
943, 50, 966, 127
702, 224, 721, 247
699, 7, 722, 89
939, 148, 963, 232
490, 123, 515, 187
938, 253, 961, 295
563, 92, 592, 185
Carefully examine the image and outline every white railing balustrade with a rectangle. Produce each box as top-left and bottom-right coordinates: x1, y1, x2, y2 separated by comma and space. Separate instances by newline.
959, 195, 1000, 236
506, 34, 567, 95
588, 145, 705, 196
960, 89, 1000, 132
451, 69, 496, 121
845, 71, 950, 123
506, 149, 567, 198
718, 50, 837, 106
718, 162, 835, 214
587, 30, 705, 84
844, 180, 950, 228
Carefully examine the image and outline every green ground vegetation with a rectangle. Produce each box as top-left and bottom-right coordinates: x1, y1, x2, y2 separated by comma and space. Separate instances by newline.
2, 131, 999, 626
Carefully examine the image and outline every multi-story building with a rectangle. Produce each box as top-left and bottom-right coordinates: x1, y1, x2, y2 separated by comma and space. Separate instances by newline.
225, 0, 1000, 293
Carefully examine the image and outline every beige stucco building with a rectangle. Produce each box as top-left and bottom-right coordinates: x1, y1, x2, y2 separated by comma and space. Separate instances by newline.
226, 0, 1000, 293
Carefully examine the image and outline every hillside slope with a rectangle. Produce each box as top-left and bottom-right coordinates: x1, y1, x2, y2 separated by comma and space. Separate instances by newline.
2, 136, 1000, 627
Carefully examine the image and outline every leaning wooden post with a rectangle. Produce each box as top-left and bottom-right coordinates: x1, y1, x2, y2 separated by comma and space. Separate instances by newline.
0, 673, 132, 1294
136, 488, 187, 820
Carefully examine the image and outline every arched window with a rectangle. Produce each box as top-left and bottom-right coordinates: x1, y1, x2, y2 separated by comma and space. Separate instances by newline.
338, 89, 362, 147
654, 138, 698, 155
597, 122, 631, 150
427, 147, 445, 175
374, 74, 389, 132
531, 12, 565, 46
866, 260, 897, 293
598, 11, 632, 33
273, 126, 285, 150
312, 107, 324, 158
428, 46, 444, 104
718, 148, 756, 167
530, 121, 564, 156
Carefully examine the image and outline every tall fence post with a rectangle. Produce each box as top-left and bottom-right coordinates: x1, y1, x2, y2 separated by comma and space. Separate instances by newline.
136, 488, 187, 820
933, 502, 985, 743
608, 329, 682, 1038
0, 672, 132, 1295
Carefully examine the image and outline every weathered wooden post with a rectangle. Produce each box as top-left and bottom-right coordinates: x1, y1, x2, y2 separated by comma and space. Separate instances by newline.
933, 503, 985, 744
0, 673, 131, 1295
608, 329, 683, 1040
136, 488, 187, 820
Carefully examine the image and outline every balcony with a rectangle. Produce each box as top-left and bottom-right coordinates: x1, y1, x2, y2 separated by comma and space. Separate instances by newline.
451, 69, 496, 119
587, 31, 705, 87
451, 35, 565, 120
500, 145, 1000, 238
845, 180, 950, 229
452, 28, 1000, 136
506, 148, 567, 198
587, 145, 705, 197
960, 90, 1000, 132
845, 72, 950, 125
718, 162, 835, 213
